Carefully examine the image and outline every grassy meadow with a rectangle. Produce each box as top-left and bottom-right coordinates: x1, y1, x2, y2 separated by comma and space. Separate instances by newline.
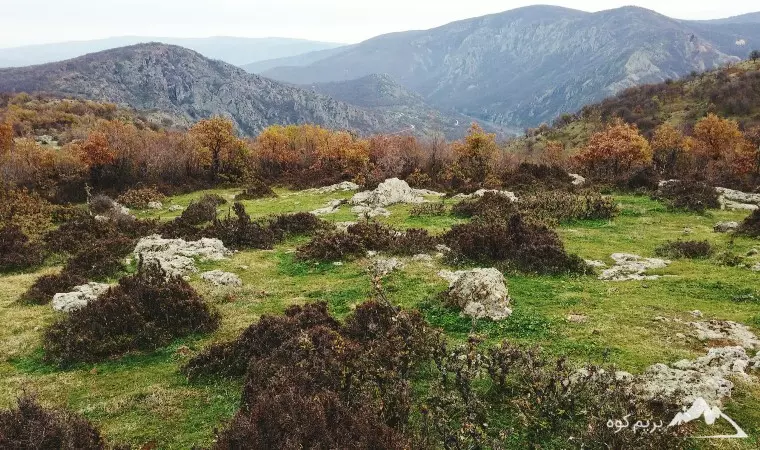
1, 188, 759, 449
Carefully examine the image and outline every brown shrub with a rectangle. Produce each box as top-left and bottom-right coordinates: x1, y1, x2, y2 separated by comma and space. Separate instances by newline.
206, 203, 278, 250
655, 180, 720, 213
296, 231, 366, 262
737, 209, 760, 238
62, 236, 134, 280
43, 263, 220, 366
267, 212, 328, 237
0, 185, 53, 239
177, 194, 224, 226
0, 395, 108, 450
0, 225, 45, 273
88, 194, 116, 214
117, 187, 166, 209
655, 240, 714, 259
520, 191, 619, 223
452, 192, 519, 220
21, 271, 88, 305
234, 179, 277, 200
443, 215, 590, 275
183, 302, 340, 380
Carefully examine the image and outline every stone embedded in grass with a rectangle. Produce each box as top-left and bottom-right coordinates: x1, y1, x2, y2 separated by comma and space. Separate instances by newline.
133, 234, 232, 277
716, 187, 760, 211
452, 189, 519, 202
689, 320, 760, 349
351, 205, 391, 218
52, 282, 111, 313
439, 268, 512, 321
584, 259, 607, 268
569, 173, 586, 186
168, 205, 184, 212
311, 199, 345, 216
308, 181, 360, 194
567, 314, 588, 324
713, 221, 740, 233
368, 258, 404, 277
638, 346, 758, 406
147, 201, 163, 210
201, 270, 242, 287
350, 178, 434, 209
599, 253, 670, 282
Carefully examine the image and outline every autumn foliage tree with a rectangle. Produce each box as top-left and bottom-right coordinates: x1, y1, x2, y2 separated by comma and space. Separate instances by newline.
691, 114, 756, 185
448, 123, 500, 188
573, 120, 652, 183
650, 124, 692, 178
190, 116, 247, 182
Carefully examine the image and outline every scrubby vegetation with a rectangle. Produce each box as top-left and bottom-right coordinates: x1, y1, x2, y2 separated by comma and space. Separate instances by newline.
2, 63, 760, 448
737, 210, 760, 238
0, 396, 113, 450
117, 187, 166, 209
0, 225, 45, 273
655, 240, 714, 259
655, 180, 721, 213
184, 301, 686, 450
444, 215, 590, 275
43, 263, 220, 366
296, 221, 439, 262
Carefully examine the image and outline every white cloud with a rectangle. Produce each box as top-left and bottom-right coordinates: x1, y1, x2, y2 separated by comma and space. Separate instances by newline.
0, 0, 757, 48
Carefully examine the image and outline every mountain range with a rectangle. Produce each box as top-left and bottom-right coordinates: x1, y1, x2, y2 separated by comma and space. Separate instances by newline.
0, 6, 759, 136
257, 6, 760, 128
0, 43, 474, 137
0, 36, 344, 68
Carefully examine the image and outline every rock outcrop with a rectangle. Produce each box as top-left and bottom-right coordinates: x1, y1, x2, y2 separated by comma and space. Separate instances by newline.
452, 189, 519, 202
368, 258, 405, 277
689, 320, 760, 349
599, 253, 670, 281
308, 182, 360, 194
716, 187, 760, 211
311, 199, 344, 216
201, 270, 243, 287
439, 268, 512, 320
351, 178, 426, 208
638, 347, 759, 406
52, 282, 111, 313
133, 235, 232, 277
713, 221, 740, 233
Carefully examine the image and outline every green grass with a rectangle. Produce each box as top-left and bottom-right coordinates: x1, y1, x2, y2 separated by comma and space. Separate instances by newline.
1, 188, 759, 448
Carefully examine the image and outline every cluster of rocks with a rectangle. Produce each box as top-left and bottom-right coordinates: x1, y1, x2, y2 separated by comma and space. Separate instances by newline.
716, 187, 760, 211
689, 320, 760, 349
438, 268, 512, 321
133, 235, 232, 278
598, 253, 670, 281
311, 199, 345, 216
451, 189, 519, 202
637, 346, 760, 406
350, 178, 444, 218
307, 181, 360, 194
368, 258, 405, 278
200, 270, 242, 287
52, 282, 111, 313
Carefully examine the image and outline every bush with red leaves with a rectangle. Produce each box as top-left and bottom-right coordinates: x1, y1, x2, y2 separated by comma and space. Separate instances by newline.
43, 263, 220, 366
443, 215, 590, 275
0, 396, 108, 450
0, 225, 45, 273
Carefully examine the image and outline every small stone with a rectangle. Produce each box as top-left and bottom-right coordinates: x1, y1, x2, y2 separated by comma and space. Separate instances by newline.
333, 261, 344, 266
713, 221, 739, 233
439, 268, 512, 321
200, 270, 242, 287
147, 201, 163, 210
168, 205, 184, 212
690, 310, 703, 318
369, 258, 404, 277
567, 314, 588, 324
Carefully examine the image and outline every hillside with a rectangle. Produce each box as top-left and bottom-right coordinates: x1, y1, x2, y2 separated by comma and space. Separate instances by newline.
0, 36, 344, 68
304, 74, 514, 138
0, 43, 445, 137
537, 59, 760, 148
243, 45, 353, 74
261, 6, 758, 128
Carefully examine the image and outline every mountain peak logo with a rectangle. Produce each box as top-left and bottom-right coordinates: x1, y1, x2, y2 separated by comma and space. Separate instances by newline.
668, 397, 748, 439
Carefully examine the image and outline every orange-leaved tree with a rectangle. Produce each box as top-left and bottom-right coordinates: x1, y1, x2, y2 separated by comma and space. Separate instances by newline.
691, 114, 756, 183
190, 116, 246, 181
450, 123, 499, 185
0, 120, 12, 156
573, 119, 652, 183
650, 124, 692, 178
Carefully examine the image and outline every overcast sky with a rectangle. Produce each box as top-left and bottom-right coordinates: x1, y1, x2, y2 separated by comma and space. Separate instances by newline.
1, 0, 758, 48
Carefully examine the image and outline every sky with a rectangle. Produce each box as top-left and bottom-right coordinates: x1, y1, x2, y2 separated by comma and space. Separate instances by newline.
1, 0, 758, 48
